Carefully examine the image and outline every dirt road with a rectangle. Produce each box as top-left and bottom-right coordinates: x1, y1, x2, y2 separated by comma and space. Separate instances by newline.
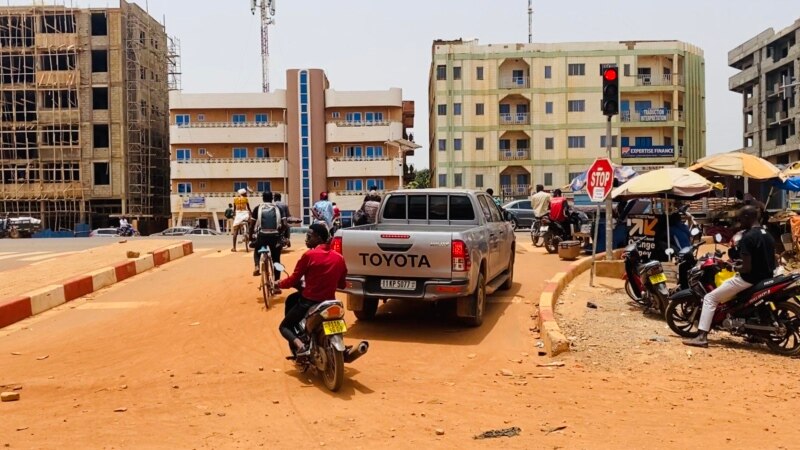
1, 237, 798, 449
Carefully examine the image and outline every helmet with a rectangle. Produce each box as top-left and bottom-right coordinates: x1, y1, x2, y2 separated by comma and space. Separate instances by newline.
237, 188, 247, 196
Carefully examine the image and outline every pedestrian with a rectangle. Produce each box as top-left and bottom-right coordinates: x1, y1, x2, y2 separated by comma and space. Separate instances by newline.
224, 203, 234, 234
530, 184, 551, 219
486, 188, 502, 208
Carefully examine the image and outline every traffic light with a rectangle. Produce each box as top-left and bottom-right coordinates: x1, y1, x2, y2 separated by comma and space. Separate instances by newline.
602, 67, 619, 117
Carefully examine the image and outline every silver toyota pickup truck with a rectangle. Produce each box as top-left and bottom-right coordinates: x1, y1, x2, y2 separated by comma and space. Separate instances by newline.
331, 189, 515, 326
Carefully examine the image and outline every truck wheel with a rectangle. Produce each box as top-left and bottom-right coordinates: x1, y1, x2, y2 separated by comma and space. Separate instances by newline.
353, 297, 378, 321
499, 252, 514, 291
9, 228, 20, 239
458, 272, 486, 327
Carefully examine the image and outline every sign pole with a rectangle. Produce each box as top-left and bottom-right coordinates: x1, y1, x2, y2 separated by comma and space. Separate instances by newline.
605, 116, 613, 260
590, 204, 601, 287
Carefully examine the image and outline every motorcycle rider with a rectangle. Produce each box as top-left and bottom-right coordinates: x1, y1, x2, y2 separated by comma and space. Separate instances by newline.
250, 191, 283, 282
549, 189, 573, 233
277, 223, 347, 356
118, 216, 133, 236
684, 205, 776, 348
530, 184, 551, 220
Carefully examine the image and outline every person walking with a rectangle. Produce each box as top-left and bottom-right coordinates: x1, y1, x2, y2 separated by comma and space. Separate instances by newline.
224, 203, 234, 234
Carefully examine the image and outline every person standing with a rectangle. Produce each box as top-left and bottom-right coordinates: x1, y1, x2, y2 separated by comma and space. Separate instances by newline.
224, 204, 234, 234
530, 184, 551, 219
486, 188, 502, 208
311, 192, 334, 229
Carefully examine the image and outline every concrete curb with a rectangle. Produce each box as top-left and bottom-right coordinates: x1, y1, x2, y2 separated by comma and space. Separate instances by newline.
0, 241, 193, 329
538, 249, 624, 357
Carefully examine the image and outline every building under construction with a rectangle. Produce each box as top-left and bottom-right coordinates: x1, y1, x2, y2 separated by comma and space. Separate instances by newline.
0, 0, 171, 233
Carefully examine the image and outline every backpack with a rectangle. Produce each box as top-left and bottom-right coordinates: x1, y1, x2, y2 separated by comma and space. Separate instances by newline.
354, 207, 368, 226
549, 197, 568, 222
256, 203, 281, 235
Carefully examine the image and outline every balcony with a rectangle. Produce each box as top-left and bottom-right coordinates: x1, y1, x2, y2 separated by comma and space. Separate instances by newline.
170, 122, 286, 145
729, 65, 759, 91
499, 113, 530, 125
327, 157, 401, 178
500, 184, 530, 197
0, 182, 83, 200
620, 109, 683, 123
170, 158, 286, 179
325, 121, 403, 143
634, 74, 683, 86
499, 77, 530, 89
171, 193, 239, 214
499, 148, 530, 161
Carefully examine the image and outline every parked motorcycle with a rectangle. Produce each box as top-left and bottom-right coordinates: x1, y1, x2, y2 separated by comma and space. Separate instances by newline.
278, 265, 369, 392
622, 236, 670, 316
543, 211, 590, 254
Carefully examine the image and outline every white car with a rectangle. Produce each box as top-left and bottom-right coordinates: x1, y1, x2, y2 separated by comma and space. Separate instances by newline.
185, 228, 221, 236
90, 227, 118, 237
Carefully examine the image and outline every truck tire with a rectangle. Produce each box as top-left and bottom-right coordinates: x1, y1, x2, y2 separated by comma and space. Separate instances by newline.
353, 297, 378, 321
458, 272, 486, 327
499, 251, 514, 291
9, 228, 20, 239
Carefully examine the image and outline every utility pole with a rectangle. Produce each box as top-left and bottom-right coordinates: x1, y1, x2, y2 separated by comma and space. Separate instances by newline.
250, 0, 276, 93
527, 0, 533, 44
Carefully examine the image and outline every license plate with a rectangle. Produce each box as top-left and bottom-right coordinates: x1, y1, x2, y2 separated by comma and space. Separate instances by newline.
322, 320, 347, 335
649, 273, 667, 284
381, 279, 416, 290
540, 226, 548, 232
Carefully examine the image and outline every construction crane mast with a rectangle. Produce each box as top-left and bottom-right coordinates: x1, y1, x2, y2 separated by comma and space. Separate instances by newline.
251, 0, 276, 92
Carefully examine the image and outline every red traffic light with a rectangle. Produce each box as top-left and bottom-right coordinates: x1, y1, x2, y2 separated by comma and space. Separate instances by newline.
603, 68, 618, 81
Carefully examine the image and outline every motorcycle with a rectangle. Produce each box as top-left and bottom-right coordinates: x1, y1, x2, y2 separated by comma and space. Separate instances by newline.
277, 264, 369, 392
543, 210, 591, 254
622, 236, 670, 316
117, 226, 139, 237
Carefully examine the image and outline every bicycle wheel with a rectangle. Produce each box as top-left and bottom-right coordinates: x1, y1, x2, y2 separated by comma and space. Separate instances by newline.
260, 257, 270, 309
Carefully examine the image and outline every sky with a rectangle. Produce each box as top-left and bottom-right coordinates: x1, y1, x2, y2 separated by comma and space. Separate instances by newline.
13, 0, 800, 169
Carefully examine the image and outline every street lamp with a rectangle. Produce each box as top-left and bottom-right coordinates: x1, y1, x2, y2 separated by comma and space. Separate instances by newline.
385, 138, 422, 190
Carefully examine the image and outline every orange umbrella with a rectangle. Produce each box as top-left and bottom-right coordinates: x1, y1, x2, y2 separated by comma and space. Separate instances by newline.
689, 152, 783, 181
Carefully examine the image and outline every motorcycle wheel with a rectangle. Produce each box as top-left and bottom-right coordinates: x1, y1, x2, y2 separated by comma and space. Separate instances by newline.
765, 302, 800, 356
322, 339, 345, 392
652, 289, 669, 318
624, 279, 645, 304
544, 232, 559, 254
666, 297, 702, 338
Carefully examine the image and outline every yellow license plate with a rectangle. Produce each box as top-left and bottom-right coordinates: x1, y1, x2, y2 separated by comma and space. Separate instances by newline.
322, 320, 347, 335
649, 273, 667, 284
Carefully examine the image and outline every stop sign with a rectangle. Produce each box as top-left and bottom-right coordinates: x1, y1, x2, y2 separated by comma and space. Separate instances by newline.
586, 158, 614, 202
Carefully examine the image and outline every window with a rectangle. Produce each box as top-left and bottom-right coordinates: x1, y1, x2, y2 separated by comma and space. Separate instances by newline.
568, 172, 583, 184
454, 173, 463, 187
384, 195, 407, 219
346, 179, 364, 191
545, 102, 553, 114
453, 66, 462, 80
436, 64, 446, 80
475, 174, 484, 188
438, 139, 446, 151
255, 147, 269, 158
42, 90, 77, 108
476, 66, 484, 80
437, 104, 447, 116
544, 65, 552, 79
92, 87, 108, 110
233, 147, 247, 158
517, 138, 529, 150
255, 113, 269, 123
41, 53, 76, 71
175, 114, 190, 126
635, 136, 653, 147
233, 181, 247, 192
366, 179, 385, 190
568, 136, 585, 148
198, 148, 207, 155
438, 174, 447, 187
176, 149, 190, 161
451, 196, 475, 221
93, 124, 109, 148
621, 137, 630, 147
197, 114, 205, 122
257, 181, 271, 192
91, 12, 107, 36
544, 173, 553, 186
567, 100, 585, 112
331, 111, 340, 119
499, 139, 511, 150
545, 137, 554, 150
177, 182, 192, 194
232, 114, 246, 123
91, 50, 107, 72
600, 135, 618, 147
365, 146, 384, 158
623, 64, 631, 77
345, 112, 362, 123
475, 103, 484, 115
476, 137, 484, 150
346, 146, 363, 158
332, 146, 340, 154
454, 138, 462, 151
430, 196, 448, 220
41, 13, 76, 33
93, 162, 109, 185
568, 63, 585, 76
453, 103, 462, 115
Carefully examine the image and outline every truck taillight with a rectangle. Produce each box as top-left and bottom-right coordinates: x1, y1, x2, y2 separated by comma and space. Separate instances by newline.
452, 240, 470, 272
331, 236, 343, 254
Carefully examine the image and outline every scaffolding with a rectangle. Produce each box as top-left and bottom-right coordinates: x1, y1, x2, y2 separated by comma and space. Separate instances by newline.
167, 35, 181, 91
0, 6, 85, 231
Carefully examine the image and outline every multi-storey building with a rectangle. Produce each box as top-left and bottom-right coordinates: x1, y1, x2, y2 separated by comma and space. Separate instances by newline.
169, 68, 416, 230
429, 39, 705, 198
0, 1, 171, 232
729, 19, 799, 164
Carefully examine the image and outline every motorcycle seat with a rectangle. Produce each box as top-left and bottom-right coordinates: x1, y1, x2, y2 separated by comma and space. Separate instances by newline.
305, 299, 343, 317
639, 260, 662, 271
739, 274, 797, 299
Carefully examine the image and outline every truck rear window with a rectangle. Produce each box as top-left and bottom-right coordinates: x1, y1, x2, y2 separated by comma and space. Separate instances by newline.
383, 196, 407, 219
383, 194, 475, 221
449, 196, 475, 220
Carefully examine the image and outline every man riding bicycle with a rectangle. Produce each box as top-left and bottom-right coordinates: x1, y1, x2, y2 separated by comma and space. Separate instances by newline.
231, 188, 251, 252
251, 191, 283, 284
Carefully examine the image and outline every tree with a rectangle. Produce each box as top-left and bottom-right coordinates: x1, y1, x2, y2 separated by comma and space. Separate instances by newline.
407, 168, 431, 189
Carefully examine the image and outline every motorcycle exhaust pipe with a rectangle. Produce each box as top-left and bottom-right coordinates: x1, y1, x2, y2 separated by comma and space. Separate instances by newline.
344, 341, 369, 364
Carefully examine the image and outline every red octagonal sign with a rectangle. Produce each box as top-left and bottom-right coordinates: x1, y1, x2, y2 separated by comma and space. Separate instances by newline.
586, 158, 614, 202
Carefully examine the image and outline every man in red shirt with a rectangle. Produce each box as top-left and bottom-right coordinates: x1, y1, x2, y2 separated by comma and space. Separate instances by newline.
277, 223, 347, 356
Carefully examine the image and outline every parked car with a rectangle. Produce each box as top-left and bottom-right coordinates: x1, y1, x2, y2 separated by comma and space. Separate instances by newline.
159, 226, 193, 236
333, 189, 516, 327
90, 228, 119, 237
186, 228, 221, 236
502, 199, 535, 230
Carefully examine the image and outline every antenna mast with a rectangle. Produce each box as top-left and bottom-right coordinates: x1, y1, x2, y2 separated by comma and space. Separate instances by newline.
528, 0, 533, 44
251, 0, 276, 92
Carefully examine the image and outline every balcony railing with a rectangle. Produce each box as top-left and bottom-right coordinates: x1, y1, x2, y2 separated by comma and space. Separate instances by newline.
499, 148, 530, 161
174, 157, 283, 164
334, 190, 388, 197
499, 76, 530, 89
500, 184, 531, 196
330, 156, 392, 162
499, 113, 530, 125
634, 74, 683, 86
332, 120, 391, 127
175, 121, 278, 128
620, 109, 684, 123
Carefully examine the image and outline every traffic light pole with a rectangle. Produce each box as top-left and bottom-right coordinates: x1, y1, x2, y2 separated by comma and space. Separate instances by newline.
605, 116, 613, 260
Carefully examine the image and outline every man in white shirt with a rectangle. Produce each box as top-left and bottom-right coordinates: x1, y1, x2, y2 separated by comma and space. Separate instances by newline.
530, 184, 551, 218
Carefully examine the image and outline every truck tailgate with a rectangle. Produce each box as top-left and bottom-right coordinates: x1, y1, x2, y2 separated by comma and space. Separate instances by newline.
341, 230, 454, 279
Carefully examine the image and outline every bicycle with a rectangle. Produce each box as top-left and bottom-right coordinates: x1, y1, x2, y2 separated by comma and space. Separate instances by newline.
233, 221, 251, 253
258, 245, 277, 309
